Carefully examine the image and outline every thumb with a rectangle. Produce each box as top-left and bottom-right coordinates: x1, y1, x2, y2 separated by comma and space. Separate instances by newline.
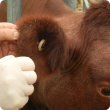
0, 28, 19, 41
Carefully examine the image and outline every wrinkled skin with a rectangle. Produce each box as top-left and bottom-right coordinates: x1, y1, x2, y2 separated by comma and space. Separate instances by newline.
1, 0, 110, 110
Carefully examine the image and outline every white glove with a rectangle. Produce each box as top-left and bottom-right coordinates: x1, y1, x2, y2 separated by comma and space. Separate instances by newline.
0, 55, 37, 110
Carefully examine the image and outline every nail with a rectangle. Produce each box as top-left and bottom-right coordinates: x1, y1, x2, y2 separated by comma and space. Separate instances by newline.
14, 32, 19, 39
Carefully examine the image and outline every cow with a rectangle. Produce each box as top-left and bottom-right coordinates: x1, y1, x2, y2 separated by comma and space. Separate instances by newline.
1, 0, 110, 110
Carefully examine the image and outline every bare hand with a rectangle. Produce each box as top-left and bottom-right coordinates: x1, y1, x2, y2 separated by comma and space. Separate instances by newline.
0, 23, 19, 58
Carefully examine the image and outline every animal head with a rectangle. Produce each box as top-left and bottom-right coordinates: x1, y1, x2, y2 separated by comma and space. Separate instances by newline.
16, 0, 110, 110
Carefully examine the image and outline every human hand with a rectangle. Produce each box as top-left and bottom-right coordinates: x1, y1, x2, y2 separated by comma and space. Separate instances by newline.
0, 55, 37, 110
0, 23, 19, 58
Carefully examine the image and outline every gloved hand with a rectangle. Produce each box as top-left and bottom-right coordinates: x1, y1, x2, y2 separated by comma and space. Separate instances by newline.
0, 55, 37, 110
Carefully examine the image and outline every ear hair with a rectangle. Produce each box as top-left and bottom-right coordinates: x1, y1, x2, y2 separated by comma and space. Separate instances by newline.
16, 15, 66, 72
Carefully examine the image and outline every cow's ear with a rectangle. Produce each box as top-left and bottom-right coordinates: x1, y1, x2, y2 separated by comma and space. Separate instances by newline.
35, 16, 66, 72
17, 15, 67, 72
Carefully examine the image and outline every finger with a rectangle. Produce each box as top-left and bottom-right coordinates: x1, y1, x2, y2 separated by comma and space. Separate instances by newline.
0, 22, 17, 29
0, 46, 3, 58
16, 57, 35, 71
8, 44, 17, 57
18, 97, 29, 109
24, 85, 34, 96
9, 43, 17, 51
8, 51, 18, 57
0, 28, 19, 41
22, 71, 37, 85
9, 40, 17, 44
1, 41, 9, 57
0, 41, 16, 57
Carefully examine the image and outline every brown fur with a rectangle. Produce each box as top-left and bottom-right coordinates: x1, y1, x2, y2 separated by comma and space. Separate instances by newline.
1, 0, 110, 110
16, 15, 67, 72
17, 0, 110, 110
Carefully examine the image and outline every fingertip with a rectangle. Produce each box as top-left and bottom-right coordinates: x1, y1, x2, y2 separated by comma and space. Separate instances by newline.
0, 29, 19, 41
11, 25, 18, 29
23, 71, 37, 85
16, 57, 35, 71
30, 85, 34, 95
24, 85, 34, 96
8, 51, 18, 57
13, 31, 19, 40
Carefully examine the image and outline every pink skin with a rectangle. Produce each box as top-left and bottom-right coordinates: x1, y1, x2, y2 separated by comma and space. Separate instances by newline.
0, 23, 19, 58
